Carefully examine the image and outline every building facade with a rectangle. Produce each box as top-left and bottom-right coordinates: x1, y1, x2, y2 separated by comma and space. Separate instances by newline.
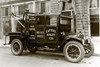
0, 0, 99, 38
90, 0, 99, 36
0, 0, 36, 38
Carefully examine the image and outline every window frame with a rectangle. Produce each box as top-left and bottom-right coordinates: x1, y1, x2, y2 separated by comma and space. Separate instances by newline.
90, 0, 99, 8
2, 6, 11, 17
18, 4, 28, 15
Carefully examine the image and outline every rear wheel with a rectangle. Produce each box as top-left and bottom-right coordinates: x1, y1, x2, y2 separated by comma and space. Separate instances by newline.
27, 45, 37, 53
11, 39, 23, 56
63, 41, 85, 63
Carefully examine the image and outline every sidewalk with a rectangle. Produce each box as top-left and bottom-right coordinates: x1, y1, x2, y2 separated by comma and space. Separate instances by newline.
0, 36, 100, 55
91, 37, 100, 56
0, 36, 10, 47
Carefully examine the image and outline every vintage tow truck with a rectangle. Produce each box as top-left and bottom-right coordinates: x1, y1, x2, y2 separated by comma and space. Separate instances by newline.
5, 10, 94, 63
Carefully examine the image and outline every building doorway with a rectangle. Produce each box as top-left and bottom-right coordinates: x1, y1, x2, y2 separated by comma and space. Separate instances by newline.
90, 15, 99, 36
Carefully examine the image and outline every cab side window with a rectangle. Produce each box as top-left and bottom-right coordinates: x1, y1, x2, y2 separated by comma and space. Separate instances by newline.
37, 16, 45, 25
46, 16, 50, 25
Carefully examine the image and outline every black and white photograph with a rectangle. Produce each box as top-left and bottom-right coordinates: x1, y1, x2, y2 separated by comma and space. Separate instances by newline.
0, 0, 99, 67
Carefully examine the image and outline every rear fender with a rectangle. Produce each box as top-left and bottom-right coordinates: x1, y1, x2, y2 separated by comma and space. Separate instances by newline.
9, 32, 22, 44
8, 32, 28, 50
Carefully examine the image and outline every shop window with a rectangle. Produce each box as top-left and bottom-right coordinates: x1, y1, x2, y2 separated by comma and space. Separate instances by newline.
18, 5, 28, 15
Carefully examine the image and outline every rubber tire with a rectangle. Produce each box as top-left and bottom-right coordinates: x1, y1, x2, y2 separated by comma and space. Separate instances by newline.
28, 46, 37, 53
85, 40, 94, 57
11, 39, 23, 56
63, 41, 85, 63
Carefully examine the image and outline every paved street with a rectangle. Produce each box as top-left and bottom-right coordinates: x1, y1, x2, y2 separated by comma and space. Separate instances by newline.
0, 37, 100, 67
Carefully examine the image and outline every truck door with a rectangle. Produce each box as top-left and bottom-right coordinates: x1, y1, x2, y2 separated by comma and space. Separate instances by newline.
36, 15, 46, 43
60, 17, 71, 34
45, 15, 58, 43
60, 11, 72, 35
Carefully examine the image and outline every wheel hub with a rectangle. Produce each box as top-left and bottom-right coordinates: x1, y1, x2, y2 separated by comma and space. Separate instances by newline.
67, 45, 80, 58
13, 42, 20, 52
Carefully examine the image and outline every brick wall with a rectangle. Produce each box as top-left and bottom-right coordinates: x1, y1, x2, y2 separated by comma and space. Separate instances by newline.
50, 0, 60, 13
75, 0, 90, 36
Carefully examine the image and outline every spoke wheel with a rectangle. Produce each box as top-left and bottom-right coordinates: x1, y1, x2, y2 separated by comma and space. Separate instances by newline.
63, 41, 85, 63
67, 45, 80, 58
11, 39, 23, 56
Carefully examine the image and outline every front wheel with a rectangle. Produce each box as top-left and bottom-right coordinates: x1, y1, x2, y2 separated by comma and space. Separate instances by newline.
11, 39, 23, 56
63, 41, 85, 63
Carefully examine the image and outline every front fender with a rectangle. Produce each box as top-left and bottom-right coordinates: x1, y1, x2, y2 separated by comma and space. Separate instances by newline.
66, 36, 83, 43
61, 36, 83, 47
59, 36, 83, 51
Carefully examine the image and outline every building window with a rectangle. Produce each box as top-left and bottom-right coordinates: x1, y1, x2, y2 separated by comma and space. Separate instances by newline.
5, 7, 8, 16
2, 7, 10, 17
64, 1, 73, 10
41, 3, 45, 13
97, 0, 99, 7
90, 0, 99, 8
36, 2, 46, 14
18, 5, 28, 15
62, 1, 65, 10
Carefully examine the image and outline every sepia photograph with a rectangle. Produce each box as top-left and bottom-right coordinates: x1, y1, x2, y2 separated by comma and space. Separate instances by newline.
0, 0, 99, 67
